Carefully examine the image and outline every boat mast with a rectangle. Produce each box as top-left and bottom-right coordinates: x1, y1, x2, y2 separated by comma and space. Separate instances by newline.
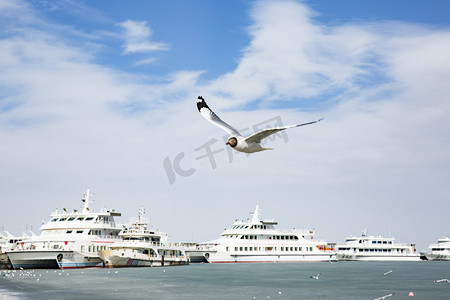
82, 188, 92, 213
251, 205, 260, 224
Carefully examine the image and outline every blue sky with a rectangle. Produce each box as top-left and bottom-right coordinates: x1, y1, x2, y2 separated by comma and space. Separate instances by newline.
1, 0, 450, 251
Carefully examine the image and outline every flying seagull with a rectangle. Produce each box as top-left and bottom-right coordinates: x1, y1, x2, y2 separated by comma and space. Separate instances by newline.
434, 278, 450, 283
373, 292, 395, 300
196, 96, 323, 153
383, 270, 393, 275
310, 273, 321, 280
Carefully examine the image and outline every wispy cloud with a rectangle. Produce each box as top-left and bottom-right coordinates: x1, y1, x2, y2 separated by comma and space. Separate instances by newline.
118, 20, 169, 55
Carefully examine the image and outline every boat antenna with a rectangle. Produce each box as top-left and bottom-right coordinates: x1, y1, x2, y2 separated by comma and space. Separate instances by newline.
138, 206, 146, 222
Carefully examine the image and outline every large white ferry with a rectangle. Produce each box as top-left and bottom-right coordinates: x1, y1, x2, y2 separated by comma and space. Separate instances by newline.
99, 207, 189, 267
6, 189, 123, 269
335, 229, 420, 261
422, 237, 450, 261
186, 206, 336, 263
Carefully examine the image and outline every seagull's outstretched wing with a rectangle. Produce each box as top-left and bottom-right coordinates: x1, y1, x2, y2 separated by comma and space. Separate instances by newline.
245, 118, 323, 144
197, 96, 241, 136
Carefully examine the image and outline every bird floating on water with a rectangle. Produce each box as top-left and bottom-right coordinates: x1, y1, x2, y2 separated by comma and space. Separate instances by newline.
196, 96, 323, 153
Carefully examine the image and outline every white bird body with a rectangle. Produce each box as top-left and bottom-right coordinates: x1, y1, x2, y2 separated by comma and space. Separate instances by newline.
434, 278, 450, 283
197, 96, 322, 153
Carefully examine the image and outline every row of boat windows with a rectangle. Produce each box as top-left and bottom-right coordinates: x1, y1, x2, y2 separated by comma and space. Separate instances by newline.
81, 245, 109, 253
50, 216, 114, 223
225, 246, 315, 252
43, 230, 119, 236
339, 248, 411, 253
51, 217, 95, 222
352, 240, 393, 244
230, 225, 269, 230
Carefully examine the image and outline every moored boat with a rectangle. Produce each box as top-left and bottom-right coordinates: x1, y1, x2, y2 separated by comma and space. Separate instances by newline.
422, 237, 450, 261
99, 207, 188, 267
186, 205, 336, 263
335, 229, 421, 261
6, 189, 122, 269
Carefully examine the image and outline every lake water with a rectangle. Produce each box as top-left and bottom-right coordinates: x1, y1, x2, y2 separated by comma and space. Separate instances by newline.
1, 261, 449, 299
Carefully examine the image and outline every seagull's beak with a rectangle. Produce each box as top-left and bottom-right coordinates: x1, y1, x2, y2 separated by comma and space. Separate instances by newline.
226, 142, 230, 145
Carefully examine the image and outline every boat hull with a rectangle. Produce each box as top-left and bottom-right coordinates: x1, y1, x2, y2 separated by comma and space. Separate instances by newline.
99, 250, 188, 267
185, 250, 209, 263
205, 252, 336, 263
336, 253, 421, 261
7, 250, 104, 269
422, 252, 450, 261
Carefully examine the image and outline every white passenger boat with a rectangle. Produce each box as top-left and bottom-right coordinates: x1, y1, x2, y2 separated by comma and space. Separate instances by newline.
186, 205, 336, 263
422, 237, 450, 261
335, 229, 420, 261
6, 189, 123, 269
99, 207, 189, 267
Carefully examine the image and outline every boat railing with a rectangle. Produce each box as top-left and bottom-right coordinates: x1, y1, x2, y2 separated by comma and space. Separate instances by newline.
115, 241, 163, 247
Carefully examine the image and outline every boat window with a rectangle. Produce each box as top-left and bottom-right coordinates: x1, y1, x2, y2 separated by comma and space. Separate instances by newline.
85, 217, 94, 221
68, 217, 75, 221
59, 218, 67, 221
51, 218, 58, 222
66, 230, 72, 234
76, 217, 84, 221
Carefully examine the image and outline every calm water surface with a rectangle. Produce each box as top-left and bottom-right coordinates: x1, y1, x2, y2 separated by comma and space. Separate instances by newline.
1, 262, 449, 299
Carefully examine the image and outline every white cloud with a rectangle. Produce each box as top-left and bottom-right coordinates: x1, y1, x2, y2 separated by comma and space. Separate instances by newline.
118, 20, 169, 54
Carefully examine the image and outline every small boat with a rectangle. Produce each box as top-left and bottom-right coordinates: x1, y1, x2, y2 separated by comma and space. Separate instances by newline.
422, 237, 450, 261
335, 229, 421, 261
99, 207, 188, 267
185, 205, 336, 263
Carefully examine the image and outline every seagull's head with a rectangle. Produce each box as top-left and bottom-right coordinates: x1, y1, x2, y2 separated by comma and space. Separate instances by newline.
226, 137, 238, 148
